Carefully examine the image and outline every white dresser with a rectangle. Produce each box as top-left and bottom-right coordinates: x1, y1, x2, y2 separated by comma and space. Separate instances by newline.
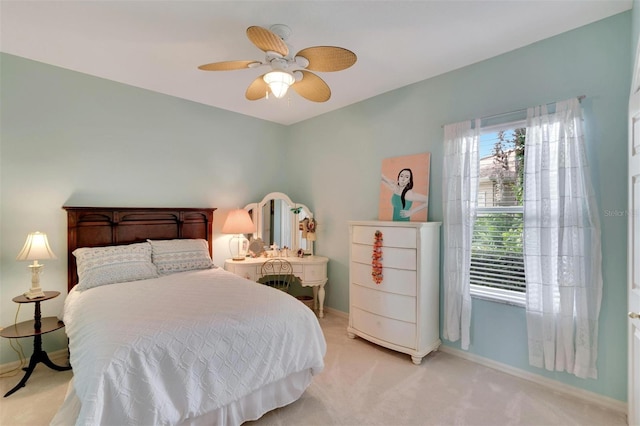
347, 220, 441, 364
224, 256, 329, 317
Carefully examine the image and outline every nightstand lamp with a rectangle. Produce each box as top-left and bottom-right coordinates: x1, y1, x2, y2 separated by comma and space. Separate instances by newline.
16, 231, 57, 299
222, 209, 255, 261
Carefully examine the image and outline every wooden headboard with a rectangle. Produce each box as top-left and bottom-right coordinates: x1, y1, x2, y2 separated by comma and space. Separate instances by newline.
63, 207, 216, 292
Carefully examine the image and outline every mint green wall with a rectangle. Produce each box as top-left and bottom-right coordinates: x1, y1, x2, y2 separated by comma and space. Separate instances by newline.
0, 11, 632, 403
0, 54, 288, 363
288, 12, 630, 402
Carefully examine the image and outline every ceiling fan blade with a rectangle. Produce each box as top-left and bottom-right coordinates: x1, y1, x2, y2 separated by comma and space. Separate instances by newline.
245, 75, 269, 101
295, 46, 357, 72
291, 70, 331, 102
246, 26, 289, 57
198, 60, 260, 71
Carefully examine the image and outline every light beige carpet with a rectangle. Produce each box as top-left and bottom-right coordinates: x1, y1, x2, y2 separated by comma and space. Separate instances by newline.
0, 313, 626, 426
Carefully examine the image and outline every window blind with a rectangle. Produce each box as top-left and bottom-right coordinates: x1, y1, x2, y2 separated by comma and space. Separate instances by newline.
470, 207, 525, 293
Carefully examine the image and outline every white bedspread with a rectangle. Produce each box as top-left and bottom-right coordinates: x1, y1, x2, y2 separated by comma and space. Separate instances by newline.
61, 268, 326, 425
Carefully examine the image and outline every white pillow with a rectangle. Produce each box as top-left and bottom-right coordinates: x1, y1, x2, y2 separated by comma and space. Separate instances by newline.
73, 242, 158, 290
147, 239, 213, 275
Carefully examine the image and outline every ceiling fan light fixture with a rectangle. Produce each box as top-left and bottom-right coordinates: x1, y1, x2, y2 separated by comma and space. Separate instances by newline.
199, 24, 356, 103
263, 70, 294, 98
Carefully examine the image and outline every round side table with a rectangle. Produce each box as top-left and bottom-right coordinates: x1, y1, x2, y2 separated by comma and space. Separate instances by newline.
1, 291, 71, 397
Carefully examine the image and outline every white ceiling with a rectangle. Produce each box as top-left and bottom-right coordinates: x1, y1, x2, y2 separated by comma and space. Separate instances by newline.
0, 1, 632, 126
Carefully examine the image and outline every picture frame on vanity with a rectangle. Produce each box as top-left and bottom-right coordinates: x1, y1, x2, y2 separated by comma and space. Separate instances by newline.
248, 238, 265, 257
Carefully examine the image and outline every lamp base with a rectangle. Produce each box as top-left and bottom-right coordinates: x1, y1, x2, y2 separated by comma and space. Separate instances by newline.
229, 235, 248, 261
232, 256, 246, 261
24, 286, 45, 299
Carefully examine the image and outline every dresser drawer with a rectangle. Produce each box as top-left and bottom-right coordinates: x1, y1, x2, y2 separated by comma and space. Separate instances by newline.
351, 284, 416, 323
350, 261, 416, 296
351, 243, 417, 270
352, 225, 417, 248
351, 307, 416, 349
291, 264, 304, 276
303, 264, 326, 281
226, 264, 259, 281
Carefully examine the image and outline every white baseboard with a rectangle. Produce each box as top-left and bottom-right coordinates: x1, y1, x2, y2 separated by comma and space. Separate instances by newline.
439, 345, 627, 415
0, 349, 69, 375
323, 306, 348, 320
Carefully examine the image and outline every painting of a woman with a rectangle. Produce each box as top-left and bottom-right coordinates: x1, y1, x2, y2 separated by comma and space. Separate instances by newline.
379, 153, 430, 222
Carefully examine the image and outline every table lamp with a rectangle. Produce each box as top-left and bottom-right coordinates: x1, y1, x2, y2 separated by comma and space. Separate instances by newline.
222, 209, 255, 261
16, 232, 57, 299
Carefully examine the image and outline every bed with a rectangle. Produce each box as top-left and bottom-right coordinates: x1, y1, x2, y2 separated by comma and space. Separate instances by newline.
52, 207, 326, 426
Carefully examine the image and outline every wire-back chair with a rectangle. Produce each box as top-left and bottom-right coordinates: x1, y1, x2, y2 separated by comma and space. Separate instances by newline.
257, 258, 298, 293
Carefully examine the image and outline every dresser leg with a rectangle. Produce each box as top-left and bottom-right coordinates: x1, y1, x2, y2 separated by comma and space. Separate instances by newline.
411, 355, 423, 365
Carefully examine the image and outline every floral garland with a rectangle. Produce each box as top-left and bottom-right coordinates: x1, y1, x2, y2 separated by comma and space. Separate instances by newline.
371, 230, 383, 285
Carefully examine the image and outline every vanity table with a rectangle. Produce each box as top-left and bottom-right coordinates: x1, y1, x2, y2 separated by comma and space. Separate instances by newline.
226, 192, 329, 317
224, 256, 329, 317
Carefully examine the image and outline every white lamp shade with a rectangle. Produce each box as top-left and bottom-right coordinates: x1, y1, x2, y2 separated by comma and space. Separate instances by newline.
263, 71, 295, 98
16, 232, 57, 261
222, 209, 256, 234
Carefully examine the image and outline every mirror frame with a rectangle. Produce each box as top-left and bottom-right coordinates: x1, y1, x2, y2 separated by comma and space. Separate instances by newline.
244, 192, 314, 255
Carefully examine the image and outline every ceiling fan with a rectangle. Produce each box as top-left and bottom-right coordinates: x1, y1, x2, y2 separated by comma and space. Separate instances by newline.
198, 24, 357, 102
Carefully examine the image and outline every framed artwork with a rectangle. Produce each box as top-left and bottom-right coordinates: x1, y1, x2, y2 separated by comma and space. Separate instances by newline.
379, 152, 430, 222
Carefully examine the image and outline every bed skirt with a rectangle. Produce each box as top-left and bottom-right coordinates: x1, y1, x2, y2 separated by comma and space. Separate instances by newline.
51, 369, 313, 426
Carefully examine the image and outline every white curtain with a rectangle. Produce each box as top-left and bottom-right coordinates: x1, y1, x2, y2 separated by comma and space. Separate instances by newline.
523, 98, 603, 379
442, 119, 480, 350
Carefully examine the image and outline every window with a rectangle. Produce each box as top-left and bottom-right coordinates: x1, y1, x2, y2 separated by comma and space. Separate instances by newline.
470, 123, 526, 305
